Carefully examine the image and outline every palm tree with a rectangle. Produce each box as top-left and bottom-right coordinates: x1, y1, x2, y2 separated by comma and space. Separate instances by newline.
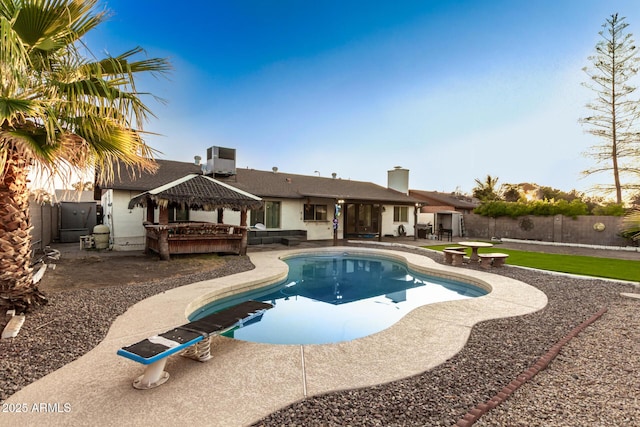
472, 175, 501, 201
0, 0, 170, 312
621, 208, 640, 242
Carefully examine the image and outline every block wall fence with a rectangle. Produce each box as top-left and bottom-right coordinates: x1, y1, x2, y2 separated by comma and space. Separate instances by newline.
29, 200, 57, 251
463, 213, 631, 247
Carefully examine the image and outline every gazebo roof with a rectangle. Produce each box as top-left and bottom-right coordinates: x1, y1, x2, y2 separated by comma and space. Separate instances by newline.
128, 174, 263, 211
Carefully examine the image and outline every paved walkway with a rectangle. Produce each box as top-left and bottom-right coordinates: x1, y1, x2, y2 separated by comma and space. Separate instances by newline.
251, 236, 639, 260
48, 235, 639, 261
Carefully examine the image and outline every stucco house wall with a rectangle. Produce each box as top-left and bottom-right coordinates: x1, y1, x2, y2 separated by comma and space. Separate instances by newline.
286, 199, 337, 240
249, 199, 416, 241
381, 206, 417, 237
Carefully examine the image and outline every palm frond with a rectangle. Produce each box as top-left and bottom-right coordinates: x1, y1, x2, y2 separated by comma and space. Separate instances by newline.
12, 0, 105, 51
2, 0, 166, 178
0, 15, 32, 90
622, 209, 640, 240
85, 47, 172, 76
0, 97, 42, 124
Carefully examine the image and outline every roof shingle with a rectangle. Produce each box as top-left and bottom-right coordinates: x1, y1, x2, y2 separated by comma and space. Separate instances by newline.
106, 160, 420, 205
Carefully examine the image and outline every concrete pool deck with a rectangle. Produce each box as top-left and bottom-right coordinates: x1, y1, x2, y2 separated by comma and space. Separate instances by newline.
3, 246, 547, 427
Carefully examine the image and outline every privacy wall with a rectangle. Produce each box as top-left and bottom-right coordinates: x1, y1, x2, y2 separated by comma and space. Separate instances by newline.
463, 213, 630, 247
29, 198, 56, 251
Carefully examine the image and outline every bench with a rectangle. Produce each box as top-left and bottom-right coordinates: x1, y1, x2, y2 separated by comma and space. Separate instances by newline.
443, 248, 466, 266
477, 253, 509, 269
117, 300, 273, 389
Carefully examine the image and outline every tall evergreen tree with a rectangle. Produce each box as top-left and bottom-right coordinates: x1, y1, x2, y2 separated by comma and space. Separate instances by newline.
580, 13, 640, 204
0, 0, 170, 312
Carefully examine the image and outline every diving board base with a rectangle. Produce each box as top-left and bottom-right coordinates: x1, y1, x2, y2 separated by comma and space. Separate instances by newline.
133, 359, 170, 390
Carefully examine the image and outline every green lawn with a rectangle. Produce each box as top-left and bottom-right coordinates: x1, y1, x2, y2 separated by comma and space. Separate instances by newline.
426, 245, 640, 282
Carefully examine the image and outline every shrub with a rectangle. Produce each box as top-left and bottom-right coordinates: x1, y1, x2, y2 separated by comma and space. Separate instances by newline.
474, 199, 589, 218
591, 203, 626, 216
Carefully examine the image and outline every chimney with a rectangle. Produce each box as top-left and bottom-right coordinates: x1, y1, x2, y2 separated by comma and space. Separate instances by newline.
387, 166, 409, 195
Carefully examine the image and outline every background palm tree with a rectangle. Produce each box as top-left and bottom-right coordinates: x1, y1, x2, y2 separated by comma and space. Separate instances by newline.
0, 0, 170, 312
621, 208, 640, 242
472, 174, 501, 201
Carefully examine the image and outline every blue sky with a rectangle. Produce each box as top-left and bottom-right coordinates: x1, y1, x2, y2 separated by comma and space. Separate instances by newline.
88, 0, 640, 195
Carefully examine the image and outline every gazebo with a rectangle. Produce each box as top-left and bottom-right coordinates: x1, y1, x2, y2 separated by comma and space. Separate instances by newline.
128, 174, 262, 260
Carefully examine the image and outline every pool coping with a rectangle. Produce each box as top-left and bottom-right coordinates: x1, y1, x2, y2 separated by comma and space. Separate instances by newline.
3, 247, 547, 427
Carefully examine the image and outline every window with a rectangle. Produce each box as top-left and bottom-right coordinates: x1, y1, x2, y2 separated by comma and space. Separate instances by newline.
251, 201, 281, 228
304, 204, 328, 221
393, 206, 408, 222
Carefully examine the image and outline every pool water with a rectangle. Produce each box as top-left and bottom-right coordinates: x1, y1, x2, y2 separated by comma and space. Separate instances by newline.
191, 254, 487, 345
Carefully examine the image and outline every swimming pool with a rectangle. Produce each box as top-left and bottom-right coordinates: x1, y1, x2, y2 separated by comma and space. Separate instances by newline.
191, 252, 487, 345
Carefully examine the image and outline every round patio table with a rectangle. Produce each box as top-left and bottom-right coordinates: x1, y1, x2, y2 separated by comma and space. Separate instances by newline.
458, 241, 494, 263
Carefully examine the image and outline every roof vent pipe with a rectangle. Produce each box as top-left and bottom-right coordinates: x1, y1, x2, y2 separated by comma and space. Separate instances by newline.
332, 172, 337, 179
272, 166, 278, 173
194, 155, 202, 166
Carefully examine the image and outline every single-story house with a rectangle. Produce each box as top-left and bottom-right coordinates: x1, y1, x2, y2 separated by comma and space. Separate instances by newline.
96, 147, 422, 251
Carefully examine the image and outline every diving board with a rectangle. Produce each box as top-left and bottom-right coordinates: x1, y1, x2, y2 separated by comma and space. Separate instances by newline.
117, 300, 273, 389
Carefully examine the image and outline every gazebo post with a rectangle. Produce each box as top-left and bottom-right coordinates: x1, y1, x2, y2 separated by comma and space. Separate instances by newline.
158, 228, 170, 261
143, 200, 155, 254
158, 206, 170, 260
239, 209, 248, 255
146, 201, 155, 223
158, 206, 169, 225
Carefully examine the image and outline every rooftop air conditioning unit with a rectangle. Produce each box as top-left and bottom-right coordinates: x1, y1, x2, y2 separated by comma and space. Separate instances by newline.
206, 146, 236, 176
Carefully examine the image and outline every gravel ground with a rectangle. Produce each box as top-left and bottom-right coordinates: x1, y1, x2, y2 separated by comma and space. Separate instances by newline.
1, 248, 638, 427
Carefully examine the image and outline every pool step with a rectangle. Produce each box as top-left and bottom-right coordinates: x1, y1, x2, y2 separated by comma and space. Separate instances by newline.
281, 237, 301, 246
